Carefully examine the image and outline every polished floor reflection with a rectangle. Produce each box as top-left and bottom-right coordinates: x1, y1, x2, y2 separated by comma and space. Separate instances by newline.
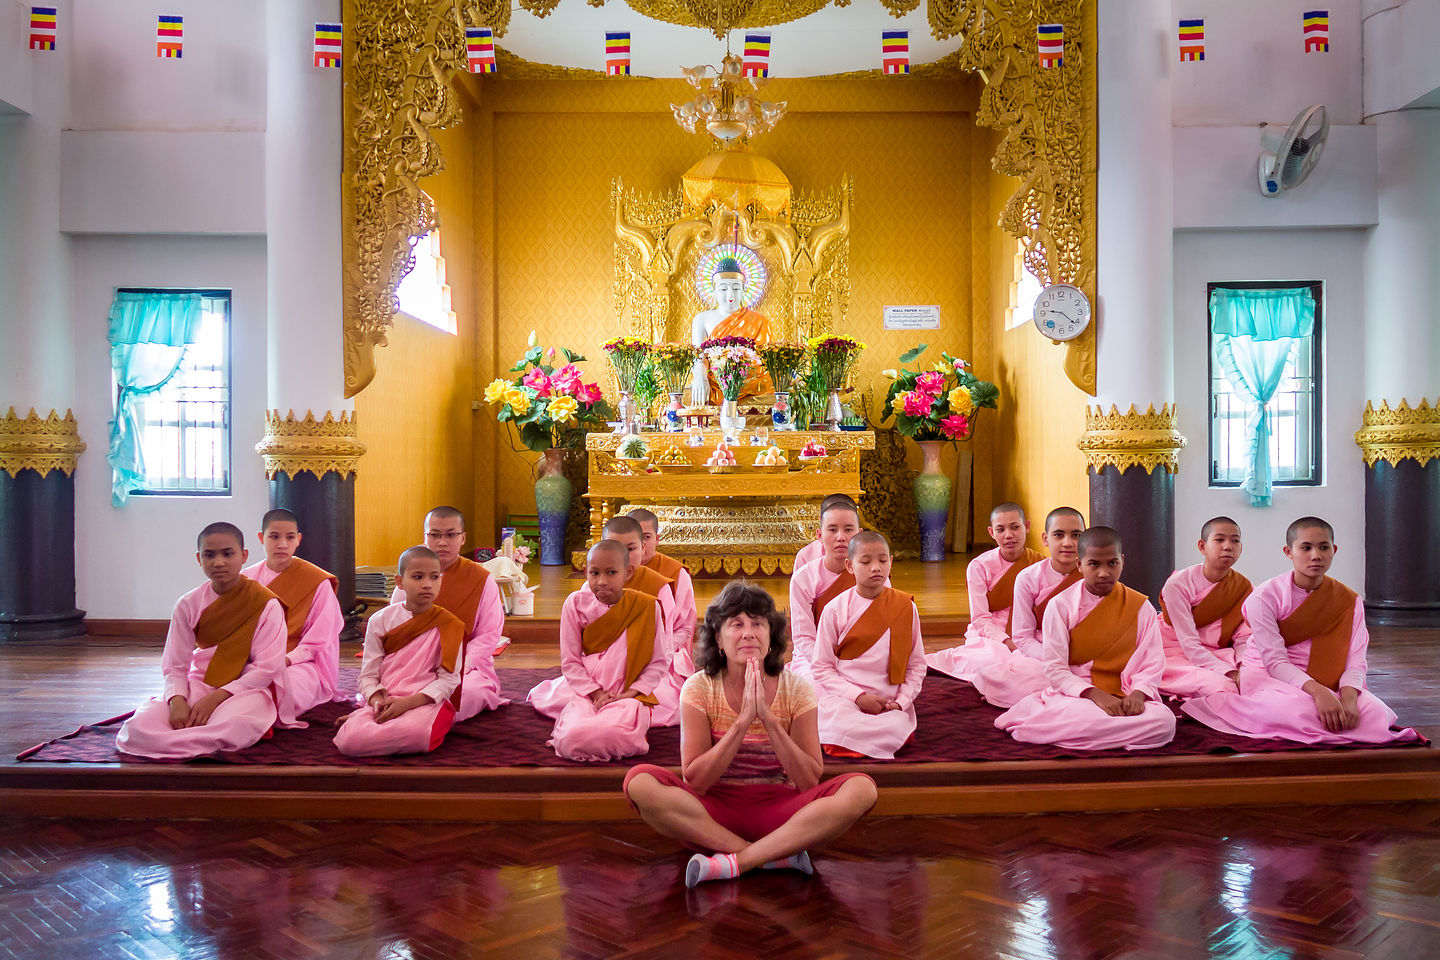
3, 803, 1438, 959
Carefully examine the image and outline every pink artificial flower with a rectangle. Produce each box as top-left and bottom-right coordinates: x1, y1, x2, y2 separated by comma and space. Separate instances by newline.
915, 371, 946, 396
902, 390, 935, 417
580, 382, 604, 404
940, 413, 971, 439
953, 357, 970, 373
550, 364, 582, 396
522, 368, 552, 397
546, 347, 557, 359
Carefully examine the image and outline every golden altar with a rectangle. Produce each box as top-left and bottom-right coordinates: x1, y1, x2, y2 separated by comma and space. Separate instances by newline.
578, 429, 876, 576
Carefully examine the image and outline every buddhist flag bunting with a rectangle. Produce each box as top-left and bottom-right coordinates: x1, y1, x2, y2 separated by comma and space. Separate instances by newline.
743, 32, 771, 78
1037, 23, 1064, 68
314, 22, 342, 68
605, 31, 631, 75
29, 6, 57, 51
1178, 18, 1205, 61
156, 14, 183, 58
466, 27, 496, 73
882, 30, 909, 75
1303, 10, 1330, 52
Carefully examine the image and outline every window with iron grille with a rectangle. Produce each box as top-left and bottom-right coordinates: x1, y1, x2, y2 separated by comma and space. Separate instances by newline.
124, 290, 231, 496
1207, 281, 1322, 488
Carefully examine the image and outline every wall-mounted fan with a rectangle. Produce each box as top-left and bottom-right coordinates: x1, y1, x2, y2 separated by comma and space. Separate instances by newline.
1258, 104, 1329, 198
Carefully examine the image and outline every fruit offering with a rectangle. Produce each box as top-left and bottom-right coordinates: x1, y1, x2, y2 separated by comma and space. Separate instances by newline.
655, 444, 691, 466
799, 440, 828, 459
706, 442, 737, 467
754, 445, 788, 467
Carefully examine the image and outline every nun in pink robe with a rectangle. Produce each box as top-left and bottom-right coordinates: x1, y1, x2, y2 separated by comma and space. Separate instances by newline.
811, 587, 927, 759
792, 538, 823, 572
970, 558, 1080, 708
1181, 573, 1420, 745
1156, 563, 1250, 699
995, 582, 1176, 751
528, 586, 669, 762
390, 566, 506, 721
116, 582, 286, 759
925, 547, 1042, 681
787, 556, 886, 677
242, 559, 344, 728
333, 602, 461, 757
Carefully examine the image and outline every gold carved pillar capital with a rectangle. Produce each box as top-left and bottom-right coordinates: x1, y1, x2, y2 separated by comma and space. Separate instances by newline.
1077, 404, 1187, 475
1354, 398, 1440, 467
0, 407, 86, 478
254, 409, 366, 480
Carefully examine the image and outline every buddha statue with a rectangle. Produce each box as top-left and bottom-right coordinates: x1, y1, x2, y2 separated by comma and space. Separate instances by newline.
688, 256, 774, 406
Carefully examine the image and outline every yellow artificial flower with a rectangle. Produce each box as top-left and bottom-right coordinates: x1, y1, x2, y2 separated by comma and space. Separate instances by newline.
881, 368, 899, 379
503, 387, 531, 414
483, 378, 509, 404
548, 395, 578, 423
948, 386, 975, 417
527, 330, 539, 347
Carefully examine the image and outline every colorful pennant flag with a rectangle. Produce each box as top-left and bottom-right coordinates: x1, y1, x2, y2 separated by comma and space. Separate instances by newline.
1178, 18, 1205, 61
882, 30, 909, 75
605, 31, 631, 76
1037, 23, 1064, 68
313, 22, 342, 68
29, 6, 57, 51
156, 14, 183, 58
743, 32, 771, 78
1303, 10, 1330, 52
465, 27, 496, 73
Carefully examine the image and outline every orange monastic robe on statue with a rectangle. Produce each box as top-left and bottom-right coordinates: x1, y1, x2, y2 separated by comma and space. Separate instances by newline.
706, 307, 774, 403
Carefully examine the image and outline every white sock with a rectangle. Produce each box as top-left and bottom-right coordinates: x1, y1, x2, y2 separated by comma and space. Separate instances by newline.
761, 851, 813, 875
685, 852, 741, 888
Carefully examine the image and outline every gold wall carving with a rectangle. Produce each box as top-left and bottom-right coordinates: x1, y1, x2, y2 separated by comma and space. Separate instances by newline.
1077, 403, 1187, 475
255, 410, 366, 480
1355, 398, 1440, 468
0, 408, 86, 478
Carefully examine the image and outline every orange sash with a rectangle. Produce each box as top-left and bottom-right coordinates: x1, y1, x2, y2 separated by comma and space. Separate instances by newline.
382, 605, 465, 674
1161, 570, 1252, 649
581, 589, 660, 706
1068, 584, 1149, 697
988, 548, 1044, 633
645, 552, 686, 582
1277, 577, 1358, 691
265, 557, 338, 652
195, 578, 277, 688
627, 564, 673, 600
811, 568, 857, 624
1033, 569, 1082, 627
836, 588, 917, 685
436, 556, 489, 637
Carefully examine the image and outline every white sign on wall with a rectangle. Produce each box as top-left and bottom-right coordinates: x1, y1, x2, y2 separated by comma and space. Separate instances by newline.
883, 305, 941, 330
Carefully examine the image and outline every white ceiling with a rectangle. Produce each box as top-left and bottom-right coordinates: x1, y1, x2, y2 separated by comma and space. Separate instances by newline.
497, 0, 963, 77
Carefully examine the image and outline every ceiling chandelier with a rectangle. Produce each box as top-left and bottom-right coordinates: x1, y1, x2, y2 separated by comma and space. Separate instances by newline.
670, 51, 787, 143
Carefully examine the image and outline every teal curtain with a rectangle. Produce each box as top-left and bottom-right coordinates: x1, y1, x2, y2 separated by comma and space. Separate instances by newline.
1209, 287, 1315, 507
107, 291, 203, 505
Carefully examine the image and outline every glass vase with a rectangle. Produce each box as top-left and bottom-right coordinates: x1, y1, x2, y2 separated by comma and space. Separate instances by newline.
771, 391, 793, 431
719, 399, 744, 443
614, 390, 632, 435
823, 389, 844, 431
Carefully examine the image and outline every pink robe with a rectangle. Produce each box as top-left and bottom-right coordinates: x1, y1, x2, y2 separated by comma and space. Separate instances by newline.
811, 588, 927, 759
242, 560, 344, 728
926, 548, 1021, 681
115, 581, 285, 759
970, 559, 1074, 708
650, 567, 699, 727
995, 582, 1176, 750
334, 602, 459, 757
792, 538, 823, 572
787, 558, 888, 677
390, 570, 505, 721
1181, 573, 1420, 745
527, 587, 668, 762
1156, 564, 1250, 699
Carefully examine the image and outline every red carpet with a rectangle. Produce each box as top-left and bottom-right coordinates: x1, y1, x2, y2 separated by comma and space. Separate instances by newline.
16, 668, 1426, 767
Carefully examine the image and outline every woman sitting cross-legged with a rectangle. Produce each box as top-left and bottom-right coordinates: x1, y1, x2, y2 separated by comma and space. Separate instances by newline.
623, 580, 878, 888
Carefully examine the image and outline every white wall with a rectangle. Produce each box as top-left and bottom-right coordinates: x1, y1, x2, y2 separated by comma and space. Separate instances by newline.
71, 236, 270, 619
1172, 229, 1366, 590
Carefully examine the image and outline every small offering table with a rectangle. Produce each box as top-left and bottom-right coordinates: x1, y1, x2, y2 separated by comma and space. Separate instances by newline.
578, 429, 876, 575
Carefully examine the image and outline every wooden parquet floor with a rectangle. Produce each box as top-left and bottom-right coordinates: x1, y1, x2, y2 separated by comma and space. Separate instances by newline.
3, 803, 1440, 959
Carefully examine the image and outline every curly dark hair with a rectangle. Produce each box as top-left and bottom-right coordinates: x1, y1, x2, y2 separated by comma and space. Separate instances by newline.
695, 580, 789, 677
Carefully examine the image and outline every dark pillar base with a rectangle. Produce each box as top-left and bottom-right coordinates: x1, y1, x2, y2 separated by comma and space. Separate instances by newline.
1088, 465, 1174, 607
0, 469, 85, 641
1364, 459, 1440, 627
270, 471, 359, 639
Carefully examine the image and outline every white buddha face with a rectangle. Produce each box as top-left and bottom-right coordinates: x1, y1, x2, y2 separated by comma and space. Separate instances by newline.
713, 275, 744, 313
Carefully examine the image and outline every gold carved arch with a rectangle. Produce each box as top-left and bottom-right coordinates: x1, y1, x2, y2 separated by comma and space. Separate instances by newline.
342, 0, 1096, 396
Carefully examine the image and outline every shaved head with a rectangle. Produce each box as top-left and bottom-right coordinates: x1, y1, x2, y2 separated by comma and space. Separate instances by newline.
602, 515, 644, 541
1078, 525, 1122, 557
1286, 516, 1333, 546
425, 505, 465, 530
1045, 506, 1084, 532
847, 530, 889, 559
991, 501, 1026, 523
627, 507, 659, 532
197, 521, 245, 551
588, 539, 631, 567
398, 545, 439, 575
1201, 516, 1240, 541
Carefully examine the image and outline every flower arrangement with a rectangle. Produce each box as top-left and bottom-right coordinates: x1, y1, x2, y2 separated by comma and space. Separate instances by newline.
650, 342, 700, 395
700, 334, 757, 352
807, 334, 867, 390
601, 336, 651, 390
880, 343, 999, 441
758, 343, 808, 392
703, 341, 762, 402
485, 331, 614, 452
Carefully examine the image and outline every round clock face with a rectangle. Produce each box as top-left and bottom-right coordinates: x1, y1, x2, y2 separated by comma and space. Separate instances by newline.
1033, 283, 1092, 342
